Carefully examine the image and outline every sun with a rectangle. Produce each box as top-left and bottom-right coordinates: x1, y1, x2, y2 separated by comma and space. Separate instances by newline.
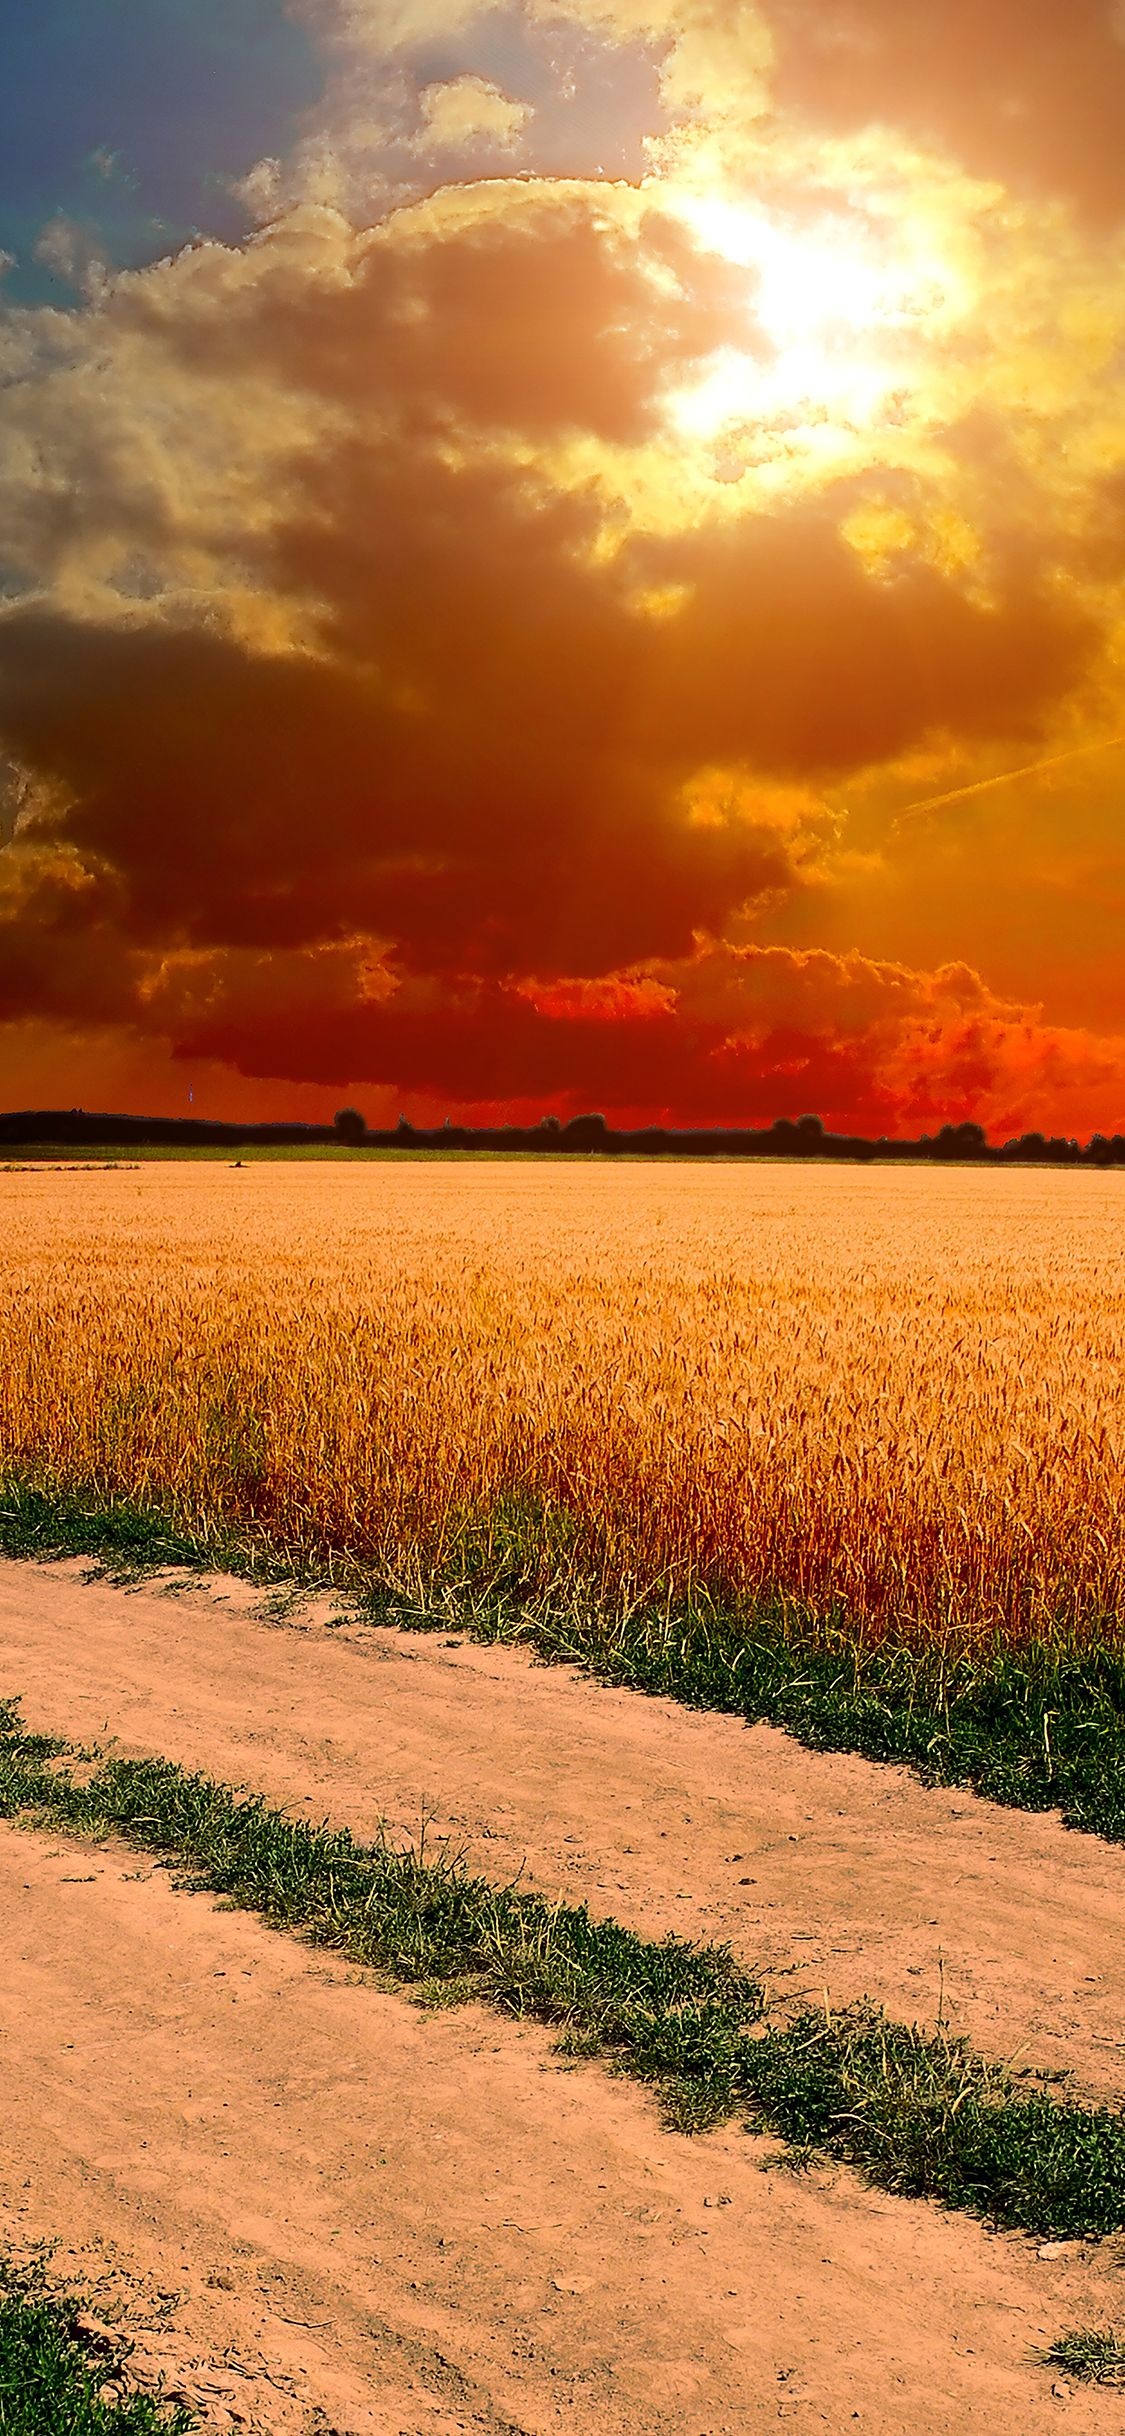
666, 190, 949, 444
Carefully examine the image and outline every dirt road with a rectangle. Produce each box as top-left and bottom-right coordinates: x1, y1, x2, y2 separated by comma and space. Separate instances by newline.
1, 1556, 1123, 2432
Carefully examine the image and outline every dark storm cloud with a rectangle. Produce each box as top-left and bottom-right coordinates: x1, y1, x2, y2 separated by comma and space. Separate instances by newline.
160, 939, 1113, 1141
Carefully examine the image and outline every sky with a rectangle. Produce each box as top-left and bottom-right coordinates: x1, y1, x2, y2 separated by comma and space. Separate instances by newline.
2, 0, 1125, 1135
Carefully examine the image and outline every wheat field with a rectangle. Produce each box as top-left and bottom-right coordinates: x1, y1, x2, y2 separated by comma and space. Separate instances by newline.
2, 1157, 1124, 1651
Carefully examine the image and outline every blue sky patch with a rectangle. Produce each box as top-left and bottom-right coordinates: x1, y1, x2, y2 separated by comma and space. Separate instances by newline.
0, 0, 323, 299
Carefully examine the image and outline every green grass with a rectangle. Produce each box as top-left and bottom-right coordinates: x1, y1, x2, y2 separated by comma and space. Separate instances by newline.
4, 1697, 1125, 2232
0, 1697, 763, 2134
0, 1487, 218, 1578
1041, 2329, 1125, 2386
0, 2258, 194, 2433
3, 1479, 1125, 1849
740, 2008, 1125, 2237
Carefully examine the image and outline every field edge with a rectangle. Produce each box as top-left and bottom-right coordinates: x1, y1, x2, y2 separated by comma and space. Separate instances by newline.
3, 1476, 1125, 1851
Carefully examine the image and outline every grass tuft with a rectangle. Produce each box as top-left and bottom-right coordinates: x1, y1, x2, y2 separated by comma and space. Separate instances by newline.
1040, 2328, 1125, 2386
4, 1699, 1125, 2229
0, 2257, 195, 2432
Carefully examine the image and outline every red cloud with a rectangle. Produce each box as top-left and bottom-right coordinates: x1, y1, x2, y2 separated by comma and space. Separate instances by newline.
152, 940, 1125, 1141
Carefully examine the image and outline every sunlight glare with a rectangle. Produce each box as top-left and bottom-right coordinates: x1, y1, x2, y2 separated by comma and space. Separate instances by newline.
667, 191, 947, 443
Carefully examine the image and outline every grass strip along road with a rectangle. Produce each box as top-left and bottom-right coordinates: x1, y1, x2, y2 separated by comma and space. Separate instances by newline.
0, 2257, 194, 2433
4, 1698, 1125, 2242
3, 1483, 1125, 1847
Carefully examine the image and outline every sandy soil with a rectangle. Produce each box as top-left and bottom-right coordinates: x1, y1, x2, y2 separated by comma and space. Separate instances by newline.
2, 1557, 1123, 2100
2, 1555, 1124, 2432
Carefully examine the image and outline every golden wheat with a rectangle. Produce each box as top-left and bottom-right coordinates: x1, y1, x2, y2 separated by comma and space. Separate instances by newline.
1, 1157, 1123, 1649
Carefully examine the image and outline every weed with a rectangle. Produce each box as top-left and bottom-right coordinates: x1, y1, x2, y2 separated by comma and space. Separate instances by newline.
740, 2007, 1125, 2238
0, 1483, 209, 1576
0, 2257, 195, 2432
0, 1481, 283, 1587
1041, 2329, 1125, 2386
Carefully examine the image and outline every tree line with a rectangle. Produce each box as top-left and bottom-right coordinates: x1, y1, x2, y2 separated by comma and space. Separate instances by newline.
3, 1106, 1124, 1164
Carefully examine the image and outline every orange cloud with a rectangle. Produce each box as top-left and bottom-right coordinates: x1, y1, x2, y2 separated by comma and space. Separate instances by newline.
2, 5, 1125, 1133
768, 0, 1125, 223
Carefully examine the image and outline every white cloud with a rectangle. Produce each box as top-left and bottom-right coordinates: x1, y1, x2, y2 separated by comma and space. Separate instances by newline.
415, 75, 532, 152
32, 217, 108, 300
290, 0, 496, 56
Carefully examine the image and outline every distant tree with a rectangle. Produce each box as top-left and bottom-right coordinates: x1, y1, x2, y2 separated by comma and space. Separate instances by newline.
563, 1112, 609, 1150
795, 1114, 824, 1151
334, 1107, 367, 1145
935, 1120, 987, 1159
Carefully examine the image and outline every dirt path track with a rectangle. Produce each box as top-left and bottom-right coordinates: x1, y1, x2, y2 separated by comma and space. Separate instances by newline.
2, 1557, 1125, 2433
3, 1823, 1122, 2436
3, 1556, 1124, 2098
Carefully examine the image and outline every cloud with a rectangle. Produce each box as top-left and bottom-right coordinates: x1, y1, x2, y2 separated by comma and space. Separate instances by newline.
0, 382, 1090, 1002
32, 217, 108, 300
0, 572, 818, 981
766, 0, 1125, 223
578, 0, 1125, 222
635, 505, 1094, 778
292, 0, 494, 56
415, 77, 532, 153
0, 842, 139, 1029
107, 182, 752, 446
3, 18, 1125, 1133
291, 0, 1125, 226
147, 935, 1125, 1140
